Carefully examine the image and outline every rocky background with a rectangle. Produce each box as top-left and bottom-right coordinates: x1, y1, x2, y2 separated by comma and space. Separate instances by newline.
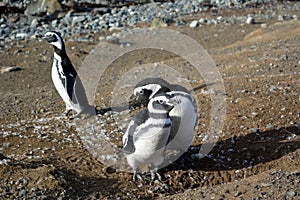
0, 0, 285, 42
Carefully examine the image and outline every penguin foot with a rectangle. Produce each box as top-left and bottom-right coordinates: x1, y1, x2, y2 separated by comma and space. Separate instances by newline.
150, 170, 162, 182
63, 109, 72, 116
70, 112, 83, 119
133, 170, 144, 182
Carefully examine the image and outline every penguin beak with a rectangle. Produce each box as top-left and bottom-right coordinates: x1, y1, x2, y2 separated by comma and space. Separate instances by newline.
35, 33, 43, 39
168, 97, 180, 106
41, 34, 57, 43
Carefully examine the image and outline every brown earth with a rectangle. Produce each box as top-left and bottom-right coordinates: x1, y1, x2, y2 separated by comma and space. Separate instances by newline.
0, 6, 299, 200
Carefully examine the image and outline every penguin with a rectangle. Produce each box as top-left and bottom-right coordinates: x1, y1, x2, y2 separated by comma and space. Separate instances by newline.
133, 77, 198, 160
122, 93, 179, 181
42, 31, 95, 118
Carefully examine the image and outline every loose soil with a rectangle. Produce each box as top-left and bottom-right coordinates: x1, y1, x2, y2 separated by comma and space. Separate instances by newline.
0, 5, 299, 200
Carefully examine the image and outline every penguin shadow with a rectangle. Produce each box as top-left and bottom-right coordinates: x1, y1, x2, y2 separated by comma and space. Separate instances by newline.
191, 82, 216, 93
50, 167, 120, 199
165, 125, 300, 172
96, 98, 144, 115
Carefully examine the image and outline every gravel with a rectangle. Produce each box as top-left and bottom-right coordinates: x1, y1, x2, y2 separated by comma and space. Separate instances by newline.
1, 0, 296, 44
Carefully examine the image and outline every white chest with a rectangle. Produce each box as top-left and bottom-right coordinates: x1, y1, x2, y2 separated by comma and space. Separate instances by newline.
51, 54, 72, 107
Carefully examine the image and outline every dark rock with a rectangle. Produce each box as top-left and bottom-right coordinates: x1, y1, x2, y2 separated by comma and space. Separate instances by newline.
25, 0, 63, 20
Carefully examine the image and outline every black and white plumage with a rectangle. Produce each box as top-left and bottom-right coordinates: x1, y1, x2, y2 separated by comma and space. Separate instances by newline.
43, 31, 95, 117
133, 77, 198, 158
122, 93, 179, 181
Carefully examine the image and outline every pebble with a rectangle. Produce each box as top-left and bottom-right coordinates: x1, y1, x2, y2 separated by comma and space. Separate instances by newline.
251, 128, 260, 133
30, 18, 39, 28
287, 191, 296, 197
234, 191, 242, 197
189, 20, 199, 28
278, 15, 285, 21
16, 33, 27, 40
199, 18, 207, 24
246, 17, 255, 24
266, 124, 274, 129
251, 112, 258, 117
1, 66, 22, 74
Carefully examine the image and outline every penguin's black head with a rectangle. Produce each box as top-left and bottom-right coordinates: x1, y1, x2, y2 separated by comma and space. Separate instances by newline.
134, 78, 172, 105
133, 88, 153, 105
43, 31, 64, 50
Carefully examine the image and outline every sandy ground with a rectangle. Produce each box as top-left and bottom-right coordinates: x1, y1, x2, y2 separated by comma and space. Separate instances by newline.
0, 6, 299, 200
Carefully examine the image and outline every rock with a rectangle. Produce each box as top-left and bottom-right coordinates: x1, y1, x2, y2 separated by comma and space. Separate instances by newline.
72, 16, 86, 26
199, 18, 207, 24
189, 20, 198, 28
1, 66, 22, 74
217, 16, 223, 22
251, 112, 258, 117
266, 124, 274, 129
292, 15, 298, 20
16, 33, 27, 40
151, 18, 168, 28
281, 54, 288, 60
8, 14, 20, 23
287, 191, 296, 197
278, 15, 285, 21
105, 166, 116, 173
234, 191, 242, 197
30, 18, 39, 28
175, 20, 185, 26
251, 128, 260, 133
246, 17, 255, 24
98, 36, 105, 41
105, 36, 120, 44
25, 0, 63, 20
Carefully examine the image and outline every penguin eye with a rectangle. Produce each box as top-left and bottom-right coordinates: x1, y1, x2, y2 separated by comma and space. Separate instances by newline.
139, 90, 144, 94
158, 99, 164, 104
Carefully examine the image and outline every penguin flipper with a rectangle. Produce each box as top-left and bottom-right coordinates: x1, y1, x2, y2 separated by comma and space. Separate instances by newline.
66, 73, 91, 110
65, 73, 76, 102
122, 134, 135, 153
122, 109, 149, 153
122, 122, 137, 154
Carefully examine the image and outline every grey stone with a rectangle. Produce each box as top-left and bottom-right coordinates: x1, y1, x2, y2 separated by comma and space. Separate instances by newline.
25, 0, 63, 19
30, 18, 39, 28
199, 18, 207, 24
72, 16, 86, 26
189, 20, 198, 28
278, 15, 285, 21
266, 124, 274, 129
246, 17, 255, 24
287, 191, 296, 197
1, 66, 23, 74
15, 33, 27, 40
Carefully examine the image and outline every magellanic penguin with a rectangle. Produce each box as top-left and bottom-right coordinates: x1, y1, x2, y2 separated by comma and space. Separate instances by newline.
133, 77, 198, 160
43, 31, 95, 118
122, 93, 179, 181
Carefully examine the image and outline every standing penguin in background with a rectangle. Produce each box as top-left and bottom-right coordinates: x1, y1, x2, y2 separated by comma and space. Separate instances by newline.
42, 31, 95, 118
133, 77, 198, 161
123, 93, 179, 181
